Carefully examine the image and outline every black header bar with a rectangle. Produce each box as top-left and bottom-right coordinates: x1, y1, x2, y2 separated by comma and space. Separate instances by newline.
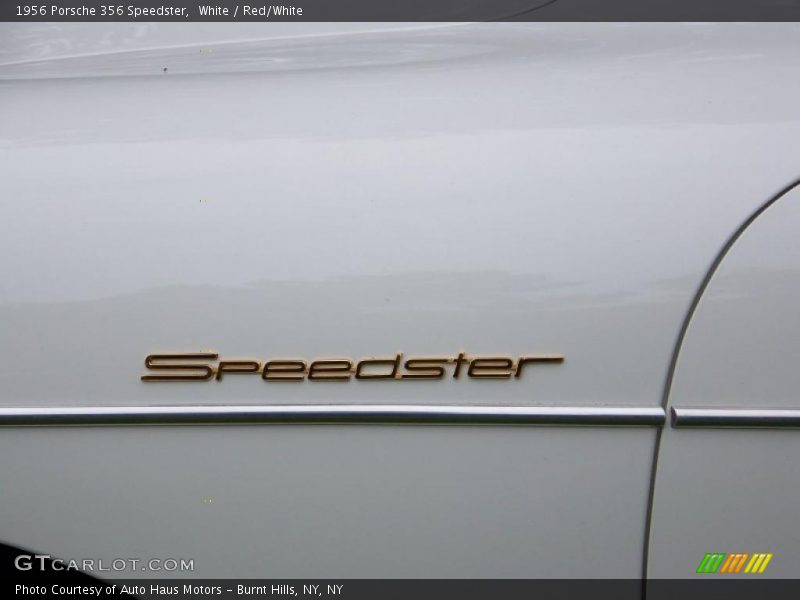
4, 0, 800, 22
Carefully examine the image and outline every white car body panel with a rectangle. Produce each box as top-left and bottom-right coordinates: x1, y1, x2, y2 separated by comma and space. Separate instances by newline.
649, 185, 800, 578
0, 23, 798, 582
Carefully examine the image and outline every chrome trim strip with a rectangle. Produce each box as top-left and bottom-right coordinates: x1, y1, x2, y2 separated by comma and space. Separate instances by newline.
0, 405, 666, 427
672, 407, 800, 428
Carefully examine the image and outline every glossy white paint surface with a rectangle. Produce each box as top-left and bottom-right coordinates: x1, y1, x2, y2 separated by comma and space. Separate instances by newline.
0, 23, 799, 580
0, 426, 655, 579
649, 185, 800, 578
1, 23, 800, 408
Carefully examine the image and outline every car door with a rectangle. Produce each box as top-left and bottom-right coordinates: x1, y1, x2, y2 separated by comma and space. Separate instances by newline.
646, 184, 800, 582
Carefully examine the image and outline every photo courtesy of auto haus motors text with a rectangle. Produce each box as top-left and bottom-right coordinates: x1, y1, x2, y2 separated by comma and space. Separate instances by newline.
2, 1, 800, 599
15, 584, 344, 598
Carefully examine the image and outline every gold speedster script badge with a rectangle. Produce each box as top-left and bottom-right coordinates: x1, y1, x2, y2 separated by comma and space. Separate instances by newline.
141, 352, 564, 382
